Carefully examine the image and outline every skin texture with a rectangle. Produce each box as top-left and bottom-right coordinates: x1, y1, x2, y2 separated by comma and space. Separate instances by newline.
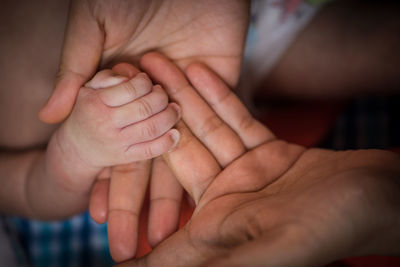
0, 62, 180, 221
60, 67, 180, 168
65, 63, 182, 262
38, 0, 250, 124
113, 53, 400, 267
2, 0, 399, 264
87, 64, 185, 262
33, 1, 249, 261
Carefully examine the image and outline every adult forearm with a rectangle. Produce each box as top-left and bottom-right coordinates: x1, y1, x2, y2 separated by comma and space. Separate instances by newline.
262, 0, 400, 99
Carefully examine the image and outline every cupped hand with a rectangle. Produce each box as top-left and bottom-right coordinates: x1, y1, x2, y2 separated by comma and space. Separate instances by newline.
38, 0, 250, 123
117, 53, 400, 267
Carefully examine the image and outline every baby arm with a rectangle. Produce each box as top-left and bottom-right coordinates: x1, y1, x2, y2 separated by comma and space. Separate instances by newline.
0, 66, 180, 220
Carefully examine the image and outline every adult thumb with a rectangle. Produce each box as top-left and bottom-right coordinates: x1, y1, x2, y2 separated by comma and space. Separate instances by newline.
38, 0, 104, 123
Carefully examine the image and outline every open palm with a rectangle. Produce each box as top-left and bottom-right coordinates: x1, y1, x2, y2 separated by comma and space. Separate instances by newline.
118, 53, 400, 267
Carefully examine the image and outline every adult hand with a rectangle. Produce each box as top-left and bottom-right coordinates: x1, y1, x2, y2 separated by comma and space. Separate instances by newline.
117, 53, 400, 266
38, 0, 250, 123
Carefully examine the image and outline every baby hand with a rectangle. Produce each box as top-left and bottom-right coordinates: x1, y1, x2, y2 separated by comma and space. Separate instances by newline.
59, 66, 180, 169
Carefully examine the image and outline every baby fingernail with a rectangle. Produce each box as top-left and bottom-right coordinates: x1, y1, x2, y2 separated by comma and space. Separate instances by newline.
170, 103, 181, 118
136, 73, 148, 80
170, 129, 180, 147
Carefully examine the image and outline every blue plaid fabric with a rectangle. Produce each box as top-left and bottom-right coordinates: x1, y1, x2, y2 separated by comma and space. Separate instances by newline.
8, 212, 114, 267
320, 96, 400, 150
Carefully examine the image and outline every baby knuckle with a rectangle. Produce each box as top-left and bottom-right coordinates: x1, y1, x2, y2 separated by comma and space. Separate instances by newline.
138, 99, 153, 118
122, 80, 137, 99
82, 93, 107, 117
143, 145, 155, 159
141, 122, 158, 139
135, 73, 152, 87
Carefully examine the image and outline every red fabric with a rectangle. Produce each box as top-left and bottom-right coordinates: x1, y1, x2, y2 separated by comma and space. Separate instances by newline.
135, 100, 400, 266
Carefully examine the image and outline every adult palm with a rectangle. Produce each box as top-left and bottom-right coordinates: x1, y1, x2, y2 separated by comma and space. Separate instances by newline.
39, 0, 250, 123
118, 53, 400, 267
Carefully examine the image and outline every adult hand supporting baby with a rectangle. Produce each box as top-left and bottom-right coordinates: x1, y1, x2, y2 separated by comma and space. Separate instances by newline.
36, 1, 248, 260
38, 0, 250, 123
116, 52, 400, 266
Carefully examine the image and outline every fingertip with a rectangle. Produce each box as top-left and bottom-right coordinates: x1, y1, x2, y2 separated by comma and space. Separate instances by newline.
112, 63, 140, 78
89, 180, 109, 224
147, 225, 175, 249
140, 52, 188, 92
38, 72, 86, 123
139, 52, 164, 69
135, 72, 149, 79
38, 104, 68, 124
108, 211, 139, 262
89, 206, 107, 224
38, 90, 75, 124
169, 103, 181, 120
147, 222, 167, 248
185, 62, 207, 78
169, 129, 180, 149
153, 84, 163, 91
148, 200, 181, 248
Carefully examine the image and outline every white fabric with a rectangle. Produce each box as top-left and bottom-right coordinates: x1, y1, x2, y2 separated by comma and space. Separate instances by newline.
238, 0, 321, 107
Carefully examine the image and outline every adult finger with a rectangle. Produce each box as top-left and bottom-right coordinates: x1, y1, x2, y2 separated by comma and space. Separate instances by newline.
88, 167, 111, 224
148, 157, 183, 247
141, 52, 245, 167
186, 63, 275, 149
107, 160, 151, 262
39, 0, 104, 123
112, 63, 140, 79
163, 121, 221, 204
